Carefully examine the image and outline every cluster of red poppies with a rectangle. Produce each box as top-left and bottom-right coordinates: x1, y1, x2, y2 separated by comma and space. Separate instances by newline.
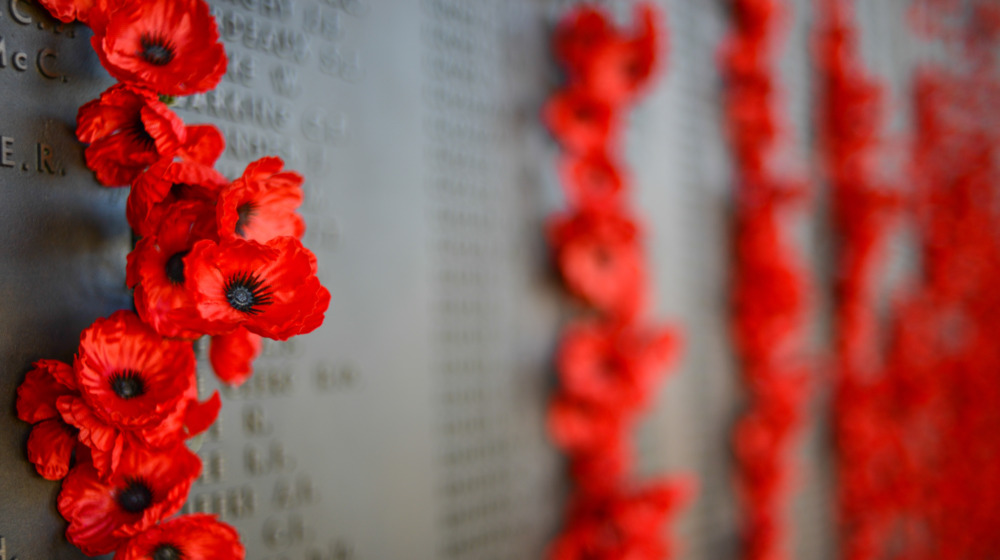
815, 2, 902, 558
16, 0, 330, 557
720, 1, 811, 559
541, 5, 693, 558
818, 1, 1000, 558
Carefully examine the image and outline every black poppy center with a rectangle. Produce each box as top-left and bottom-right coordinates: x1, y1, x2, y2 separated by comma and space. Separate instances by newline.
130, 119, 157, 152
140, 34, 176, 66
165, 250, 189, 285
109, 370, 146, 400
235, 202, 258, 237
117, 478, 154, 514
170, 183, 195, 199
152, 544, 183, 560
224, 271, 274, 315
228, 286, 254, 309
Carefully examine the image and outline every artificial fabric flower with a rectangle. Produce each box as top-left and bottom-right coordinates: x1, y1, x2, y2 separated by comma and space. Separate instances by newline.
569, 438, 631, 497
58, 444, 201, 555
548, 392, 627, 453
578, 2, 662, 105
180, 124, 227, 166
58, 373, 218, 479
127, 201, 218, 339
731, 207, 804, 361
184, 236, 330, 340
60, 310, 204, 475
92, 0, 226, 96
559, 150, 625, 210
115, 514, 245, 560
547, 210, 646, 319
557, 320, 678, 410
127, 146, 228, 238
210, 326, 263, 386
553, 4, 612, 79
543, 88, 619, 154
37, 0, 97, 23
37, 0, 119, 29
216, 157, 305, 243
74, 310, 195, 430
16, 360, 83, 480
77, 84, 186, 186
550, 478, 693, 560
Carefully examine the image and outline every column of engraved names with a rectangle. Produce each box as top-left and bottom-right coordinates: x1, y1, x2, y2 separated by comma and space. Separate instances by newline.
422, 1, 521, 558
181, 340, 356, 560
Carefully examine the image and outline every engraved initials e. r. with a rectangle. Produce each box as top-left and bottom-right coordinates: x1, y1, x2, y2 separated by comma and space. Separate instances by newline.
1, 137, 14, 167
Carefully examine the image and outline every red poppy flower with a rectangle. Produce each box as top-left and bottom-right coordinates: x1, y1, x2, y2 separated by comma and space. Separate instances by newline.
128, 201, 217, 339
184, 236, 330, 340
217, 157, 305, 243
210, 326, 262, 386
127, 152, 227, 238
569, 438, 631, 497
559, 150, 626, 209
542, 88, 619, 154
732, 208, 805, 360
551, 478, 693, 560
180, 124, 226, 167
558, 320, 679, 410
115, 514, 245, 560
77, 84, 186, 187
17, 360, 84, 480
74, 311, 195, 429
58, 444, 201, 556
37, 0, 121, 29
578, 3, 662, 105
553, 4, 613, 79
548, 392, 628, 453
38, 0, 95, 23
611, 477, 695, 540
58, 386, 219, 478
17, 359, 76, 423
92, 0, 226, 96
547, 210, 646, 319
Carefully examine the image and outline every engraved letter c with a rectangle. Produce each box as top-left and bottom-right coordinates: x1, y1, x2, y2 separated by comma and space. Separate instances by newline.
9, 0, 31, 25
37, 49, 59, 79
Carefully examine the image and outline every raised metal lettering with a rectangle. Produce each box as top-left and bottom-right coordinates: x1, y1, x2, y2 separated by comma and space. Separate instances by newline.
1, 137, 14, 167
243, 403, 272, 436
36, 48, 58, 79
9, 0, 30, 25
36, 143, 53, 173
262, 514, 307, 549
12, 51, 26, 71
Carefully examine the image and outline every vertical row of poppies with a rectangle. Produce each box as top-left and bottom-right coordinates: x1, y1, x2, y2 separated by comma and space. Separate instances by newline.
905, 2, 1000, 552
817, 0, 1000, 557
16, 0, 330, 556
720, 1, 810, 559
541, 4, 693, 558
815, 1, 902, 557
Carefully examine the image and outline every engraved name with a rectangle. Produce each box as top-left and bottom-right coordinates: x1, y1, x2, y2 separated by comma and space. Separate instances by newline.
214, 7, 310, 62
0, 136, 64, 175
181, 87, 292, 131
0, 37, 64, 80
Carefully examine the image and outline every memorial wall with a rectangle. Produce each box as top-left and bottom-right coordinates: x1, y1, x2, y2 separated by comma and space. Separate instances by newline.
0, 0, 931, 559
